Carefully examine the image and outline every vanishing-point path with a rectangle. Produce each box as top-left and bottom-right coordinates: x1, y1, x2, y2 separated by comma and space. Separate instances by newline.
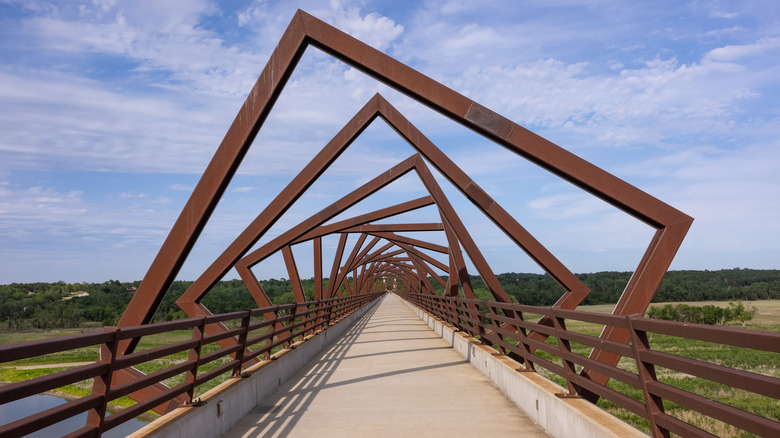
223, 293, 550, 438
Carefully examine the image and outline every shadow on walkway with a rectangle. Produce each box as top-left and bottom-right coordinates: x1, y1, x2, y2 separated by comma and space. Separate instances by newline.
222, 294, 549, 438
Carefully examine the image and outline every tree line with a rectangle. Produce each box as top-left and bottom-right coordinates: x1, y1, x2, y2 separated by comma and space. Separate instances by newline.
461, 268, 780, 305
0, 278, 309, 330
1, 269, 777, 330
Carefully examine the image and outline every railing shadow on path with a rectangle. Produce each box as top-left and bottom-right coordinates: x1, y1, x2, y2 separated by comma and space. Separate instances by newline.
224, 296, 467, 438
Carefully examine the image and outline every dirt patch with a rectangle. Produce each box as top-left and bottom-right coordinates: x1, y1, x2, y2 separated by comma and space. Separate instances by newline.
12, 362, 93, 370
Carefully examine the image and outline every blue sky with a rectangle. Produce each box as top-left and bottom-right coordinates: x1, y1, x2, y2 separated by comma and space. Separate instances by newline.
1, 0, 778, 283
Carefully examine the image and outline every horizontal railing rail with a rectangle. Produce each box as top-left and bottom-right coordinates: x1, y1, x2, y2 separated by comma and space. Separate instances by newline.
398, 292, 780, 438
0, 292, 384, 438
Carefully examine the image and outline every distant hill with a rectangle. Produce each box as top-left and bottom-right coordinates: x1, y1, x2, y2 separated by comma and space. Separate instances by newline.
1, 269, 777, 330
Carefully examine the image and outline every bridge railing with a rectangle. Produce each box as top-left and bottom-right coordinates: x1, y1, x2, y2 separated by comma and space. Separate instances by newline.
0, 292, 384, 438
399, 292, 780, 438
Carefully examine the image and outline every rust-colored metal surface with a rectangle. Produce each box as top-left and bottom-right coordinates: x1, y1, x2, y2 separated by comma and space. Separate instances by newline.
103, 6, 697, 420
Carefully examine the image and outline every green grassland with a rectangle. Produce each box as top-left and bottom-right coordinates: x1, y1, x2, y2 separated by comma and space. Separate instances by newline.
525, 300, 779, 438
0, 325, 252, 415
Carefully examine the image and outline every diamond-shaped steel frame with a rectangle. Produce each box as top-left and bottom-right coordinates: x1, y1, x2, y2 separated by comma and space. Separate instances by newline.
117, 10, 693, 408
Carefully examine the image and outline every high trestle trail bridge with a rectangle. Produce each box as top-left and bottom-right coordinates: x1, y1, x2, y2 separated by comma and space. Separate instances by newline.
1, 10, 779, 438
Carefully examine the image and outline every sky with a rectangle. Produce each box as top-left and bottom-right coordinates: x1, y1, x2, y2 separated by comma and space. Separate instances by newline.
0, 0, 778, 284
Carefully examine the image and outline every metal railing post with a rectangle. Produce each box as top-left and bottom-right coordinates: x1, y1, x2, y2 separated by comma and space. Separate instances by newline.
185, 316, 207, 403
86, 326, 119, 437
287, 305, 297, 348
270, 306, 283, 355
627, 314, 670, 438
326, 299, 335, 326
233, 310, 252, 376
552, 314, 580, 397
513, 310, 535, 372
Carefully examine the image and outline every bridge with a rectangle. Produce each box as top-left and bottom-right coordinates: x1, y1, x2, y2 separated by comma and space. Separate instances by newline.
206, 294, 553, 438
1, 9, 779, 438
2, 290, 778, 437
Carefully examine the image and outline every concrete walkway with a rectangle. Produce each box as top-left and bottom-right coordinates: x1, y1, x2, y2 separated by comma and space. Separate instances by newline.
222, 294, 550, 438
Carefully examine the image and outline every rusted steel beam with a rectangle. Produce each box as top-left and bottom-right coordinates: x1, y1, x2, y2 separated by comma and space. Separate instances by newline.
369, 232, 448, 254
342, 273, 353, 296
185, 146, 417, 311
118, 15, 311, 334
445, 252, 459, 297
341, 223, 444, 233
584, 223, 693, 386
389, 240, 448, 273
406, 252, 441, 294
126, 104, 422, 391
443, 219, 475, 298
365, 249, 407, 267
298, 9, 690, 225
375, 256, 413, 263
342, 229, 447, 278
371, 95, 590, 306
409, 252, 447, 289
349, 236, 382, 271
358, 241, 396, 266
412, 155, 511, 303
325, 234, 349, 299
366, 262, 394, 289
358, 263, 381, 294
330, 233, 368, 296
339, 236, 383, 276
342, 234, 369, 274
282, 246, 307, 303
230, 155, 418, 304
410, 247, 448, 272
314, 237, 323, 300
391, 241, 447, 287
388, 263, 418, 284
303, 11, 692, 384
356, 264, 370, 294
313, 9, 690, 375
292, 196, 434, 244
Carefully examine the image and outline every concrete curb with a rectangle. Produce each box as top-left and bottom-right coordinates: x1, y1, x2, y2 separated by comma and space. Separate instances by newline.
399, 296, 647, 438
129, 296, 385, 438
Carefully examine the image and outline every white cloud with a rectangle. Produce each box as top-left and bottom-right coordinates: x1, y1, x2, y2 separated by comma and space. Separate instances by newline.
329, 7, 403, 51
1, 1, 779, 281
527, 193, 609, 219
19, 0, 263, 96
437, 39, 774, 151
0, 68, 235, 173
703, 37, 780, 62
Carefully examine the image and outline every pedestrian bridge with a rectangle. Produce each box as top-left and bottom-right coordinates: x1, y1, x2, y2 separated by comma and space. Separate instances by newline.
3, 9, 779, 438
1, 291, 779, 438
218, 294, 554, 438
130, 293, 634, 438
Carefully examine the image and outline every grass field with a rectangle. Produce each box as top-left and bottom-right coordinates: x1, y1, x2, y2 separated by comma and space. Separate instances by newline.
1, 300, 778, 436
524, 300, 779, 438
0, 325, 256, 415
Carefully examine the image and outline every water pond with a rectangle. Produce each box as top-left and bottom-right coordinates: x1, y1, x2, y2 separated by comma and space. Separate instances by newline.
0, 394, 147, 437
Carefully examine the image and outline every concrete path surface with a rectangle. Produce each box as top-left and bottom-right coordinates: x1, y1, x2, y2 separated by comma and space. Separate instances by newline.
222, 294, 550, 438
